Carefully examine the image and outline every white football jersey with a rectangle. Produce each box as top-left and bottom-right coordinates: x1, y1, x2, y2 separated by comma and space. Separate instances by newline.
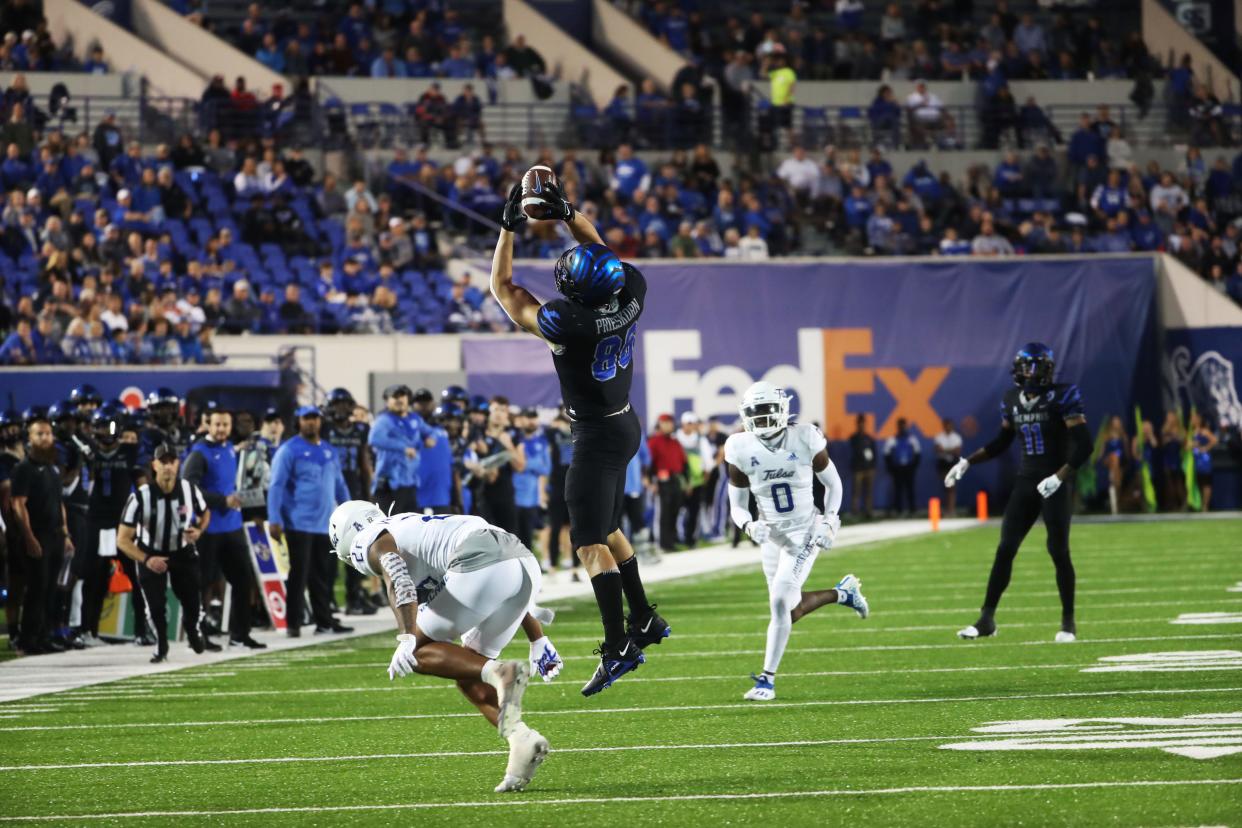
349, 513, 491, 595
725, 422, 827, 548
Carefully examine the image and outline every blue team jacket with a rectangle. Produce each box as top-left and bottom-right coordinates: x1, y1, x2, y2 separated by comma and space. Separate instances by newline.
514, 430, 551, 508
267, 435, 350, 533
416, 424, 454, 508
369, 410, 432, 491
187, 437, 242, 534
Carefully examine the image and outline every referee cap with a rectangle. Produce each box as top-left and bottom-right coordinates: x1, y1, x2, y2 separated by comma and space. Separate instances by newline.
153, 442, 178, 460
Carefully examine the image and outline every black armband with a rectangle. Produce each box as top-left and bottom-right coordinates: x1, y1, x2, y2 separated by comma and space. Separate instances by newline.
1067, 422, 1093, 469
979, 427, 1016, 462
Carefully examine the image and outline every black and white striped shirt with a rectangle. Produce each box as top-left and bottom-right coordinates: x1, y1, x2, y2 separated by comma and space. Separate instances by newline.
121, 480, 208, 555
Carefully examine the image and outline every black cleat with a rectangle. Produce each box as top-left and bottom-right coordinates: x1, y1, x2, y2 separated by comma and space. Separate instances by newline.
581, 638, 645, 697
150, 652, 168, 664
228, 636, 268, 650
957, 617, 998, 640
187, 628, 205, 654
626, 605, 671, 649
202, 636, 222, 652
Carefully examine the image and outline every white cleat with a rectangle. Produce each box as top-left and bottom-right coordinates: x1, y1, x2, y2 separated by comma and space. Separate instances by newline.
1054, 630, 1077, 643
489, 660, 531, 739
494, 726, 550, 793
835, 574, 869, 619
957, 624, 998, 640
743, 673, 775, 701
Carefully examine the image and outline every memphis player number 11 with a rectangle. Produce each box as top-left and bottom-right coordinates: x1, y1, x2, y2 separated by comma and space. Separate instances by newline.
1019, 422, 1045, 455
591, 326, 637, 381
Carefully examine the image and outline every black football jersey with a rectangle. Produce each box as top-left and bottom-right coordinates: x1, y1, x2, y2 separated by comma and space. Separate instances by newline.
1000, 382, 1085, 477
88, 442, 140, 521
535, 263, 646, 420
324, 421, 369, 497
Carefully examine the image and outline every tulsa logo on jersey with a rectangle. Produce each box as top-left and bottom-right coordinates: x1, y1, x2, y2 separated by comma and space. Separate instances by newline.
725, 422, 826, 546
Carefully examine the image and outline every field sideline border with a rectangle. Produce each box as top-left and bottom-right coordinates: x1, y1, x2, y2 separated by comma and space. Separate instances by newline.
0, 512, 1236, 704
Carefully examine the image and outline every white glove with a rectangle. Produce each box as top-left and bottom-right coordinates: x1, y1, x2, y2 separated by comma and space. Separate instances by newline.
809, 512, 840, 550
944, 458, 970, 488
1037, 473, 1063, 499
529, 636, 562, 682
745, 520, 771, 544
388, 633, 418, 680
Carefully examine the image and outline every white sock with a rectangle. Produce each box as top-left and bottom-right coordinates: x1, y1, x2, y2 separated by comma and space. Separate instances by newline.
480, 659, 502, 688
764, 615, 791, 675
507, 721, 531, 746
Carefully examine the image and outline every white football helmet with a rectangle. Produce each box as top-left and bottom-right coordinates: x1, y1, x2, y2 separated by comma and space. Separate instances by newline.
328, 500, 385, 563
739, 381, 790, 438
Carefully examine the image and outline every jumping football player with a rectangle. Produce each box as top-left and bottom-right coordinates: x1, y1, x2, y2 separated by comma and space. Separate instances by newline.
489, 177, 669, 696
944, 342, 1092, 642
329, 501, 557, 793
725, 382, 869, 702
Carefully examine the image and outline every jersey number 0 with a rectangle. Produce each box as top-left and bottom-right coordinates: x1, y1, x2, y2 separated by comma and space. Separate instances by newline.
591, 326, 637, 382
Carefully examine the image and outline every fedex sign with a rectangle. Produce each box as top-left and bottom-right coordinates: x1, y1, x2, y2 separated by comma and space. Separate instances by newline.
644, 327, 950, 439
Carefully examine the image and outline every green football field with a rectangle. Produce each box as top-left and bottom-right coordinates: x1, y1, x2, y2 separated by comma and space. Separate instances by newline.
1, 519, 1240, 826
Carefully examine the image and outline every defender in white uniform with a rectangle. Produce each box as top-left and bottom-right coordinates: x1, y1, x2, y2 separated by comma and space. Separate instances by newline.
725, 382, 870, 701
329, 503, 555, 793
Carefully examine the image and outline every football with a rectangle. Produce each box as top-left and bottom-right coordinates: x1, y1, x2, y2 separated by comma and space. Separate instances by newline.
521, 165, 559, 220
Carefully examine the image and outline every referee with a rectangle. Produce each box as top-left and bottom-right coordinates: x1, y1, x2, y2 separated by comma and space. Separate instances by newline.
117, 443, 219, 663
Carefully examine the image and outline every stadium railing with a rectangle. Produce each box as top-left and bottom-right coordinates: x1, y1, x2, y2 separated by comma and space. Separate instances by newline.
37, 93, 1242, 153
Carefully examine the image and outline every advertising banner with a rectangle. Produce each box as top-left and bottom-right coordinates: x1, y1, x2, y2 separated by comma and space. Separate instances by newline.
243, 521, 288, 631
0, 368, 281, 413
468, 257, 1160, 510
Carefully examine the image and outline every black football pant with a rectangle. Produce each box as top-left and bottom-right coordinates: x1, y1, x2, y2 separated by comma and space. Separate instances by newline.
981, 479, 1075, 620
680, 485, 703, 546
657, 480, 684, 551
285, 530, 336, 630
18, 528, 62, 649
136, 551, 202, 656
78, 518, 118, 637
890, 466, 916, 514
480, 491, 518, 534
375, 484, 418, 517
515, 506, 541, 551
622, 493, 645, 538
197, 530, 253, 641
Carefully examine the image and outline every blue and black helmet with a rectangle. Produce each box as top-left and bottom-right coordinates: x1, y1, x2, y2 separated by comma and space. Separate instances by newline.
68, 384, 102, 408
326, 387, 355, 406
0, 409, 19, 429
22, 405, 49, 426
48, 400, 74, 425
433, 401, 464, 423
91, 407, 121, 442
1012, 342, 1055, 390
470, 394, 490, 414
146, 387, 180, 409
553, 243, 626, 306
441, 385, 469, 406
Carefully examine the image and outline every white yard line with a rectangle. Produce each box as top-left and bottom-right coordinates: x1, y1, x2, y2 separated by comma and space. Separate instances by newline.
2, 778, 1240, 820
3, 686, 1238, 733
52, 663, 1098, 702
0, 733, 1025, 772
115, 632, 1241, 675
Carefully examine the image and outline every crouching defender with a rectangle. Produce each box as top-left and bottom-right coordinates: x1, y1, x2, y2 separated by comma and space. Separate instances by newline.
944, 342, 1092, 643
329, 502, 561, 792
724, 382, 869, 702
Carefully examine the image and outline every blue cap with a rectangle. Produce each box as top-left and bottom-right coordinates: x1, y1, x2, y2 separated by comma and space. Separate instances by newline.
295, 405, 321, 418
